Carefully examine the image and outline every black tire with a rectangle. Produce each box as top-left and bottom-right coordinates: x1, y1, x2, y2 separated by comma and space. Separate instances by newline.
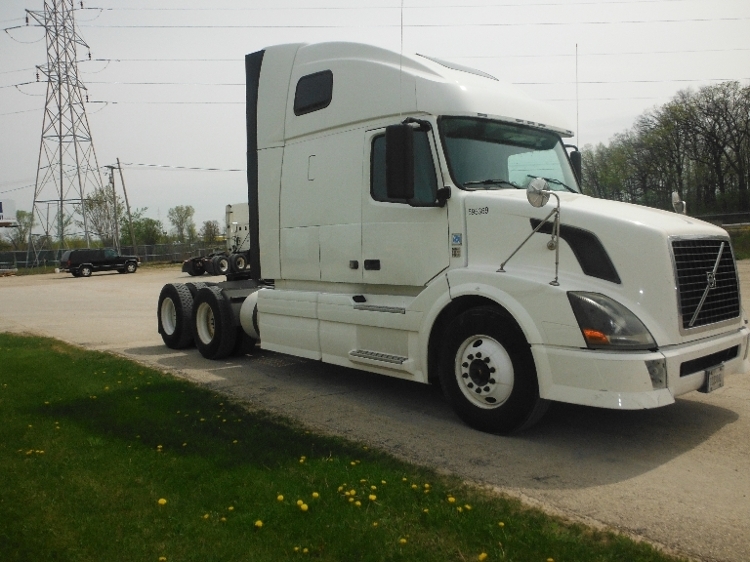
192, 286, 237, 359
157, 283, 194, 349
71, 270, 81, 277
125, 261, 138, 274
193, 259, 205, 276
79, 265, 92, 277
229, 253, 247, 273
186, 281, 209, 300
213, 255, 230, 276
439, 307, 548, 433
117, 268, 127, 274
203, 256, 217, 276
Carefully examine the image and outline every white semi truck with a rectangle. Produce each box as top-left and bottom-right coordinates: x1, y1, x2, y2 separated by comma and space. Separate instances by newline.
157, 42, 749, 432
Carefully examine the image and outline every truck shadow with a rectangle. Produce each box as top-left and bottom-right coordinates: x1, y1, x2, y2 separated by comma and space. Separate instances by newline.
122, 345, 738, 491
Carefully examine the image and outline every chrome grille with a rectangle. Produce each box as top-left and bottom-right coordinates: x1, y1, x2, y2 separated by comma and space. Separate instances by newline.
672, 238, 740, 330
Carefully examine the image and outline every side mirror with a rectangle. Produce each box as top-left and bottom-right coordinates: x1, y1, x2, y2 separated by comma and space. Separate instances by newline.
385, 124, 414, 200
526, 177, 550, 208
672, 191, 687, 214
569, 150, 582, 184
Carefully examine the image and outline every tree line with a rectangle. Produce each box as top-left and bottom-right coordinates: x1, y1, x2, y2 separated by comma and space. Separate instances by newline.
581, 81, 750, 217
0, 191, 222, 252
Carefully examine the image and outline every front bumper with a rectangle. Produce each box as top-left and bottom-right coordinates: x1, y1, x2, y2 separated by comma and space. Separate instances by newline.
534, 325, 750, 409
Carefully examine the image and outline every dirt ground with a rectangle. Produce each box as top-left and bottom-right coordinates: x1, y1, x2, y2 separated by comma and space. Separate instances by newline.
2, 263, 749, 562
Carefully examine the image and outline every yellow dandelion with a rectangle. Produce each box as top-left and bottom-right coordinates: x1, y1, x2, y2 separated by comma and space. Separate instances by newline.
424, 483, 431, 489
402, 477, 408, 482
372, 521, 379, 527
547, 559, 554, 562
350, 461, 356, 466
337, 486, 344, 493
303, 548, 309, 554
411, 484, 418, 490
232, 440, 238, 444
294, 547, 300, 552
447, 496, 456, 503
368, 494, 377, 501
157, 498, 167, 506
228, 506, 234, 511
457, 506, 463, 513
360, 479, 367, 483
348, 497, 354, 503
399, 538, 407, 545
381, 480, 387, 485
277, 494, 284, 502
464, 504, 472, 510
312, 492, 320, 499
498, 522, 505, 528
349, 489, 356, 496
159, 557, 167, 562
370, 485, 377, 490
203, 514, 209, 519
478, 553, 488, 561
254, 520, 263, 528
297, 499, 304, 506
220, 517, 227, 522
423, 508, 429, 514
300, 503, 309, 512
355, 501, 362, 507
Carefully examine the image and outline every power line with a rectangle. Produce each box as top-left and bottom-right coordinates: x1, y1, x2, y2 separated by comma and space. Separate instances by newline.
75, 17, 750, 28
120, 163, 244, 172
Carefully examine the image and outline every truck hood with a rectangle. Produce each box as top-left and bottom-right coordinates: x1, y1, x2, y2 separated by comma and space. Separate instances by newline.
462, 190, 739, 345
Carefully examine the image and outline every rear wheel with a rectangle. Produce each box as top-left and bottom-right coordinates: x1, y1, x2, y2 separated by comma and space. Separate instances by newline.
193, 286, 237, 359
213, 255, 230, 276
230, 253, 247, 273
157, 283, 194, 349
439, 307, 548, 433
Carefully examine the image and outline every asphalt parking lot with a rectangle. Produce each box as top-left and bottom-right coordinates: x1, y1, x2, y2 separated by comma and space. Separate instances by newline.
2, 263, 749, 562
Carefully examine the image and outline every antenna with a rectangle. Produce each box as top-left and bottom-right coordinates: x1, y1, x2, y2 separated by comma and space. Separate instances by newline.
25, 0, 106, 266
576, 43, 581, 146
398, 0, 404, 119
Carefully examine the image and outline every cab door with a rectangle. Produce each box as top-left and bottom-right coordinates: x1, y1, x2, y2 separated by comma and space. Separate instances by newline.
361, 126, 449, 286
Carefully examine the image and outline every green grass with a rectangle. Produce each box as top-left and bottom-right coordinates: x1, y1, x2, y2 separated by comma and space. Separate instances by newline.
0, 334, 684, 562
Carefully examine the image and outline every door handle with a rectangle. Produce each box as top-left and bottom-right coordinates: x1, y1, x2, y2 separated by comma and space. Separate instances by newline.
364, 259, 381, 271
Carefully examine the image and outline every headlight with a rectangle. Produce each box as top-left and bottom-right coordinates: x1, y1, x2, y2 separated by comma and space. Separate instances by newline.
568, 292, 656, 351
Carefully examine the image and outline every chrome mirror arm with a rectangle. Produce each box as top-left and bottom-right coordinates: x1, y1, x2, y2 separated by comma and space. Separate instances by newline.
498, 191, 561, 286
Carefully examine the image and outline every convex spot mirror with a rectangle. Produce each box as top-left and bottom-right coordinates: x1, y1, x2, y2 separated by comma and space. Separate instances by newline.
385, 124, 415, 200
526, 177, 550, 208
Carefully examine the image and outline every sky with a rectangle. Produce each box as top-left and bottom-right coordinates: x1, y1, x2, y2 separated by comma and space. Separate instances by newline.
1, 0, 749, 231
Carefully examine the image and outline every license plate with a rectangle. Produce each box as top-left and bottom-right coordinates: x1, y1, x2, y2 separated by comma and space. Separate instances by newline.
700, 365, 724, 393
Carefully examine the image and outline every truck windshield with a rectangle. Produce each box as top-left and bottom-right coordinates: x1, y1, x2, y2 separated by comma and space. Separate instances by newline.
438, 116, 580, 193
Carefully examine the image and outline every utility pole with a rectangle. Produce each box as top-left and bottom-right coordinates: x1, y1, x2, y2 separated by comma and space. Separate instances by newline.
26, 0, 106, 266
117, 158, 138, 255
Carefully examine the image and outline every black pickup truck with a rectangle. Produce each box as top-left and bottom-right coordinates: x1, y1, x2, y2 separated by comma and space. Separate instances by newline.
60, 248, 140, 277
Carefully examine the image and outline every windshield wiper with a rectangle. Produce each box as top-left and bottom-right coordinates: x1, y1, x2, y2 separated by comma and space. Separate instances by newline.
527, 175, 577, 193
462, 178, 521, 190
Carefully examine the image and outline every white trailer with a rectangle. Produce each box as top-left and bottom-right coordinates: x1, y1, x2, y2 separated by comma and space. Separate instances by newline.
0, 199, 17, 227
157, 42, 749, 432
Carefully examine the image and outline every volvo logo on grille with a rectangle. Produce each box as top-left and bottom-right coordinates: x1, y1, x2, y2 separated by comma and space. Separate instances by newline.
706, 271, 717, 290
689, 242, 725, 327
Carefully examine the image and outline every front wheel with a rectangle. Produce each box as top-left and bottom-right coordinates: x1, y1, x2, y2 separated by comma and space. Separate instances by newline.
125, 261, 138, 273
439, 307, 548, 433
79, 265, 92, 277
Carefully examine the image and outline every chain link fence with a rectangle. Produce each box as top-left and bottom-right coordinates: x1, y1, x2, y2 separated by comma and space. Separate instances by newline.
0, 242, 223, 272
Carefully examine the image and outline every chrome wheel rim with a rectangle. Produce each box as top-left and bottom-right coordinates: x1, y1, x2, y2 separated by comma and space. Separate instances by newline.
160, 297, 177, 335
195, 302, 216, 345
455, 335, 514, 409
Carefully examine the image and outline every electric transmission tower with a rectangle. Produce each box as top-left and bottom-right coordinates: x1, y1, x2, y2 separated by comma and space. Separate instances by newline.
26, 0, 105, 266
